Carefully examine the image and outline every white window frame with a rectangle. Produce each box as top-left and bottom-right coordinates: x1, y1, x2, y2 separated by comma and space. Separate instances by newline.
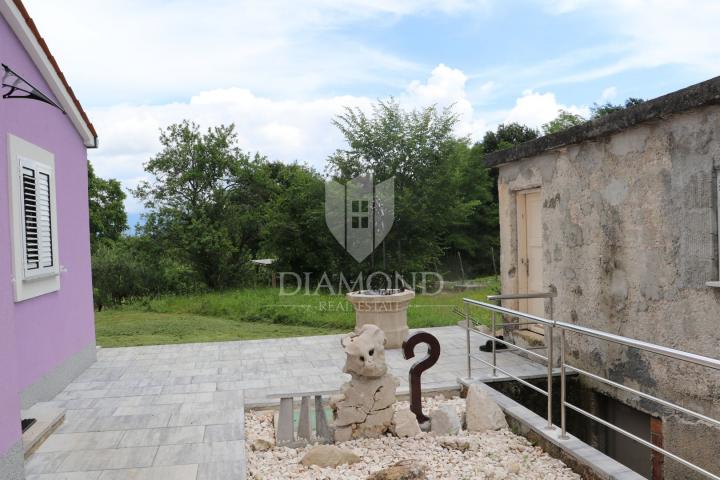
8, 134, 61, 301
709, 173, 720, 288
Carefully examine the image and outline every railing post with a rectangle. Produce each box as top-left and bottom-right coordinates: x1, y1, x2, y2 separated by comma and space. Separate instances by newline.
546, 324, 554, 429
297, 396, 311, 442
491, 308, 497, 377
465, 302, 471, 380
277, 397, 295, 446
314, 395, 332, 443
560, 328, 568, 439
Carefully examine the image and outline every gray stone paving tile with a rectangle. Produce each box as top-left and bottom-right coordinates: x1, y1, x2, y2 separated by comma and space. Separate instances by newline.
216, 380, 269, 391
56, 447, 157, 472
154, 440, 245, 466
159, 383, 216, 395
167, 409, 245, 428
151, 392, 215, 405
97, 464, 198, 480
203, 423, 245, 442
197, 459, 246, 480
93, 396, 154, 409
26, 472, 102, 480
25, 452, 72, 475
104, 386, 163, 398
36, 431, 124, 453
54, 390, 110, 401
113, 404, 182, 417
63, 382, 110, 392
64, 408, 118, 421
177, 400, 243, 414
117, 426, 205, 448
58, 413, 171, 433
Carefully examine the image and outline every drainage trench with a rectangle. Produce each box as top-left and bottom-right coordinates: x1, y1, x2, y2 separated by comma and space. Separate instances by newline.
489, 377, 656, 479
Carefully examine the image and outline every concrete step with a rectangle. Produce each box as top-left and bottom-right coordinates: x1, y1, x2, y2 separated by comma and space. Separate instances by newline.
21, 404, 64, 458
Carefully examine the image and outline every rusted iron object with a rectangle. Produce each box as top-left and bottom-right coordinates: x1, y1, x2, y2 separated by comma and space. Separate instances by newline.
402, 331, 441, 424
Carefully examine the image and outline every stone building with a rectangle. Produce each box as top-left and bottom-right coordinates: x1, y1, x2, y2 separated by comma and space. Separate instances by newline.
485, 77, 720, 479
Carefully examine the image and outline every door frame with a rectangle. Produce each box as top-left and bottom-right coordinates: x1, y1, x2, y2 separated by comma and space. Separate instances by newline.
516, 188, 544, 334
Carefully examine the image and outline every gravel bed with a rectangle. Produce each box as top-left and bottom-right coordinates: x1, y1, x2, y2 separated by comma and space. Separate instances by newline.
246, 397, 581, 480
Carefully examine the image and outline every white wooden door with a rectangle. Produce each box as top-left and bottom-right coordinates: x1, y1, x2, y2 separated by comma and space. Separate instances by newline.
517, 190, 544, 334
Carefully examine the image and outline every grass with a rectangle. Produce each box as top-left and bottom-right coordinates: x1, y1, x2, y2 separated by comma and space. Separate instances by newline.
95, 276, 499, 347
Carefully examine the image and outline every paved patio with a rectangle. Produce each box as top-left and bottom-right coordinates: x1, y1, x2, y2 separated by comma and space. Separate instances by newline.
25, 325, 548, 479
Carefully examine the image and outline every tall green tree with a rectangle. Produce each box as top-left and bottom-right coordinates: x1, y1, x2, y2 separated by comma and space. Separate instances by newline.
541, 110, 586, 135
260, 162, 344, 275
591, 97, 644, 118
444, 141, 499, 276
133, 121, 268, 288
88, 161, 127, 250
326, 100, 478, 275
481, 122, 538, 154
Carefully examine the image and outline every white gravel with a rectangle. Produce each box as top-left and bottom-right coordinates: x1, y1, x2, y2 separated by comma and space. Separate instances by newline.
246, 397, 581, 480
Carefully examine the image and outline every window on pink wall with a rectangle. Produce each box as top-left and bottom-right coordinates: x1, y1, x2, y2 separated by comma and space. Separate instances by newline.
8, 133, 61, 301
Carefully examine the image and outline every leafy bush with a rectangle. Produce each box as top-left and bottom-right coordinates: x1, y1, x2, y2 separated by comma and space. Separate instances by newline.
91, 237, 205, 308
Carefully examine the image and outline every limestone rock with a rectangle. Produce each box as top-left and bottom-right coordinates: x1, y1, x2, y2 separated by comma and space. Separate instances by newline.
332, 373, 398, 441
440, 438, 470, 452
429, 406, 460, 435
300, 445, 361, 468
367, 460, 428, 480
466, 384, 508, 432
251, 438, 274, 451
332, 325, 399, 440
342, 324, 389, 378
391, 409, 421, 438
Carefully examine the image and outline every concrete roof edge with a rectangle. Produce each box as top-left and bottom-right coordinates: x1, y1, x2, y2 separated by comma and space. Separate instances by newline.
484, 75, 720, 168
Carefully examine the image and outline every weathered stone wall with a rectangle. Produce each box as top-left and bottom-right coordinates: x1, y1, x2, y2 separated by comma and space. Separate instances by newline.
497, 106, 720, 479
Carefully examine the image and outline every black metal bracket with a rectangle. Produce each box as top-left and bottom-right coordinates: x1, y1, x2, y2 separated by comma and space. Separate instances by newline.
2, 63, 66, 114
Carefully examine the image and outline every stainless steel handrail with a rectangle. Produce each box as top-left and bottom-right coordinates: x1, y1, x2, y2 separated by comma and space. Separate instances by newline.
487, 292, 556, 300
465, 298, 720, 370
463, 296, 720, 480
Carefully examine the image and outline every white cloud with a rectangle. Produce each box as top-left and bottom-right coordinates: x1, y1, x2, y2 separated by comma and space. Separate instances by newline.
541, 0, 720, 81
22, 0, 491, 106
403, 64, 489, 138
599, 86, 617, 103
503, 90, 590, 129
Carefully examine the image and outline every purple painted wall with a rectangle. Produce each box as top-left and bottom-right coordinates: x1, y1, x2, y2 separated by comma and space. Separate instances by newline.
0, 13, 95, 455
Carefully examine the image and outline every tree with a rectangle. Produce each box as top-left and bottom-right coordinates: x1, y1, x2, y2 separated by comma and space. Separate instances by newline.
481, 122, 538, 154
133, 121, 268, 288
445, 141, 499, 276
88, 161, 127, 250
541, 110, 586, 135
92, 236, 202, 308
591, 97, 644, 118
260, 162, 344, 275
326, 100, 479, 276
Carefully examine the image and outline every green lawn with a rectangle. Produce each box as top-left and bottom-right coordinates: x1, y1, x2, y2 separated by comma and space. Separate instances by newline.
95, 276, 499, 347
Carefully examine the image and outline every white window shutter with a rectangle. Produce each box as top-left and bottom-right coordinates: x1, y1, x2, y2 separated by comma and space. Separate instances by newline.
19, 158, 57, 279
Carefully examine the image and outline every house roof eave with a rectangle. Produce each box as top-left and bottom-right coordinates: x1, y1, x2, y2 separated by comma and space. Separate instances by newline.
1, 0, 98, 148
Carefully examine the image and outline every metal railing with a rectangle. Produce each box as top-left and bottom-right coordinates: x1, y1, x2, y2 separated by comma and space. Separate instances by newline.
463, 295, 720, 480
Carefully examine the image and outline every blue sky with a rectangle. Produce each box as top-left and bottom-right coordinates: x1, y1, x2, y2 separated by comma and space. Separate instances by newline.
23, 0, 720, 215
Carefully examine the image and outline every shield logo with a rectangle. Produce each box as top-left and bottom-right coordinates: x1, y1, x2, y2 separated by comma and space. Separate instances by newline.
325, 175, 395, 263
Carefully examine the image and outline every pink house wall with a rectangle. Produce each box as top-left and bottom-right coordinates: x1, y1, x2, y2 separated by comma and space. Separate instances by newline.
0, 13, 95, 456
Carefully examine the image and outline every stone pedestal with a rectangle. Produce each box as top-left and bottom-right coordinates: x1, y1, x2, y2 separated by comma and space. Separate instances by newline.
346, 290, 415, 349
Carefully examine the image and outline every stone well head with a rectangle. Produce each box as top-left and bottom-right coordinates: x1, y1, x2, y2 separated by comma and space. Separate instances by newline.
341, 324, 388, 378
